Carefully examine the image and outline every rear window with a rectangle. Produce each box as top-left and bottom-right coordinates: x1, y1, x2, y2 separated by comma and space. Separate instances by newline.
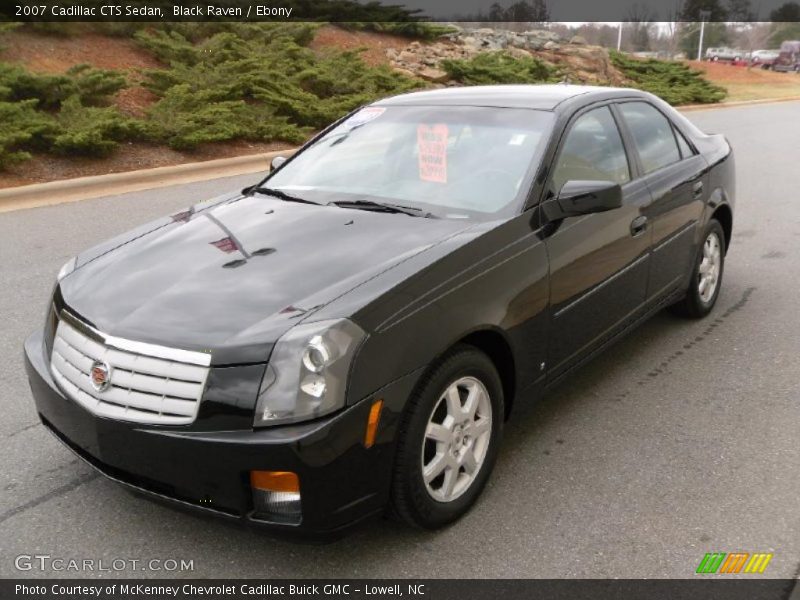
618, 102, 681, 174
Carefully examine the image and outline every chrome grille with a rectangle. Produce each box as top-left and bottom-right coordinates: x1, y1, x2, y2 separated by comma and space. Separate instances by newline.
50, 312, 211, 425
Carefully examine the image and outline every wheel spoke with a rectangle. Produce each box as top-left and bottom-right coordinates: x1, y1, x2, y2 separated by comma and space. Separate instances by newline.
461, 448, 478, 474
462, 385, 481, 420
445, 385, 462, 417
698, 277, 708, 294
425, 422, 451, 444
471, 417, 491, 438
441, 464, 458, 498
423, 452, 448, 484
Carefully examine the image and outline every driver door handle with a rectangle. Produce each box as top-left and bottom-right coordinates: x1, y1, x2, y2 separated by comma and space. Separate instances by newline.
630, 215, 648, 238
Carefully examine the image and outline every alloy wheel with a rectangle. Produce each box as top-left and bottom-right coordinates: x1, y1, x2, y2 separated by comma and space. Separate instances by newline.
421, 376, 493, 503
698, 231, 722, 303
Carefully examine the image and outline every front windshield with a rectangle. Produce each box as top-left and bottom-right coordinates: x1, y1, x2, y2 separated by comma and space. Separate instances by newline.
266, 104, 554, 219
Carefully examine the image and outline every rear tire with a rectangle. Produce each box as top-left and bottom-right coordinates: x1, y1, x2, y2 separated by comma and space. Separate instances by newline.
670, 220, 725, 319
389, 345, 503, 529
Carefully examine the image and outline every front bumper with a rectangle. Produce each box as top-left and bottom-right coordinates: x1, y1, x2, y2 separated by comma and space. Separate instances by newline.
24, 330, 419, 536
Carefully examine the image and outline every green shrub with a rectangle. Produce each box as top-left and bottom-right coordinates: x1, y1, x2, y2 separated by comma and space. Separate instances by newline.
610, 51, 727, 105
66, 64, 127, 106
255, 49, 420, 128
343, 22, 459, 40
140, 31, 421, 138
442, 51, 561, 85
134, 23, 320, 64
145, 85, 307, 150
0, 62, 126, 109
52, 96, 143, 157
134, 29, 200, 65
162, 22, 320, 46
0, 21, 428, 166
0, 63, 73, 109
0, 99, 58, 168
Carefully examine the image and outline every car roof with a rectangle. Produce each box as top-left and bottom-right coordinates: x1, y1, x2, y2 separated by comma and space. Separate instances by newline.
373, 84, 649, 111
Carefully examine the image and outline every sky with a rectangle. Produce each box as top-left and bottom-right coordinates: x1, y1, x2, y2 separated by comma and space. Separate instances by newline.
392, 0, 789, 21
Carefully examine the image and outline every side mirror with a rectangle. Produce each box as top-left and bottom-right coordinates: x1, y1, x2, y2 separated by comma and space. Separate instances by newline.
270, 156, 287, 172
543, 180, 622, 221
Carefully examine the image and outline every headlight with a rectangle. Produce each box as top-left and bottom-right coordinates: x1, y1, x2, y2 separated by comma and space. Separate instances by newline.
254, 319, 366, 427
56, 257, 77, 282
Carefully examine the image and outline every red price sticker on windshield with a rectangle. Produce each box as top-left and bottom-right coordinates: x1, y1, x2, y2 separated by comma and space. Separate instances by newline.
417, 124, 448, 183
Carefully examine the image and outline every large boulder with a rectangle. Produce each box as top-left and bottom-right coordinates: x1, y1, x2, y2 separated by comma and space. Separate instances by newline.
398, 50, 417, 62
506, 46, 532, 60
523, 29, 561, 42
418, 67, 450, 83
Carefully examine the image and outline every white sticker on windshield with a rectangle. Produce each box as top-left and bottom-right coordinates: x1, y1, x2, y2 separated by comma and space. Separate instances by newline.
344, 107, 385, 128
509, 134, 527, 146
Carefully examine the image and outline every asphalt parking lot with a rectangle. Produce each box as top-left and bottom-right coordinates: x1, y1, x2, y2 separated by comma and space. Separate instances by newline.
0, 101, 798, 579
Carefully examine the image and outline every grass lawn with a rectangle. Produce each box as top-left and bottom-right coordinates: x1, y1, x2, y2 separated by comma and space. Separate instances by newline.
688, 60, 800, 102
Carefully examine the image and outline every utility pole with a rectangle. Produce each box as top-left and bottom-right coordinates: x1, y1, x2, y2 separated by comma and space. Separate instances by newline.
617, 22, 623, 51
697, 11, 711, 61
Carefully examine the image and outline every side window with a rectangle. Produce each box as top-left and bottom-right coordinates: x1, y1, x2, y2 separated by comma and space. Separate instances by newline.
674, 126, 694, 159
551, 106, 630, 193
618, 102, 681, 174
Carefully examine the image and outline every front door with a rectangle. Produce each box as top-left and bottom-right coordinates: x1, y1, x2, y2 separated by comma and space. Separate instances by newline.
543, 104, 652, 377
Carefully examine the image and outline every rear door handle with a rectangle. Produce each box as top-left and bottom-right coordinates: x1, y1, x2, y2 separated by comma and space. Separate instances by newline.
630, 215, 648, 238
692, 181, 704, 198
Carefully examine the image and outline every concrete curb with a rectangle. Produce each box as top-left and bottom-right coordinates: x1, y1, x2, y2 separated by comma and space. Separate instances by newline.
678, 95, 800, 112
0, 149, 294, 214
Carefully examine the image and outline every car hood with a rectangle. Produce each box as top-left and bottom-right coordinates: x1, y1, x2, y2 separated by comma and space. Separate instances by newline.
60, 194, 471, 364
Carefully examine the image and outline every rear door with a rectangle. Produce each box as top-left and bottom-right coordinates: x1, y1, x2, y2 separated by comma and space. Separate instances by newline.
615, 101, 707, 299
543, 104, 652, 377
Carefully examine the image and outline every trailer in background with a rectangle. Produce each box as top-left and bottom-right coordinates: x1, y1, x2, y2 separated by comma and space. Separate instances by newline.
773, 40, 800, 72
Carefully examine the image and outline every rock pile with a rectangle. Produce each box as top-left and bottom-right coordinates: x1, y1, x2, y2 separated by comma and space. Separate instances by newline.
386, 26, 627, 86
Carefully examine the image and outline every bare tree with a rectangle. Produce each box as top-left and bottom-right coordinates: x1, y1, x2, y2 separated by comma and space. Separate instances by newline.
660, 0, 686, 59
626, 3, 656, 52
735, 22, 777, 66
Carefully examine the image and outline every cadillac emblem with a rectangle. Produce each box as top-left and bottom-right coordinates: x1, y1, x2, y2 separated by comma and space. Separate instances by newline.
89, 360, 112, 392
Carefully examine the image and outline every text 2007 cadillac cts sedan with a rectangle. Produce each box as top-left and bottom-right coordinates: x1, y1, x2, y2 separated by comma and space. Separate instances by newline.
24, 85, 734, 534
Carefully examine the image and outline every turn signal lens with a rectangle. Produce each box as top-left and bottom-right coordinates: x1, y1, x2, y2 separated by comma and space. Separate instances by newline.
250, 471, 301, 524
250, 470, 299, 493
364, 399, 383, 449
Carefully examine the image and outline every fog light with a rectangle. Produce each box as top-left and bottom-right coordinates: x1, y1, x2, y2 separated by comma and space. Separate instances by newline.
250, 471, 301, 524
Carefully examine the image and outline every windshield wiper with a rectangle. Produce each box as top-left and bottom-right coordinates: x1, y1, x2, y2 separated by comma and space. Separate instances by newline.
331, 199, 436, 218
244, 186, 322, 205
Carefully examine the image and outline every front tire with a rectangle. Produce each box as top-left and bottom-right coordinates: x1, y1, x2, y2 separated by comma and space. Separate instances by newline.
389, 345, 504, 529
670, 220, 726, 319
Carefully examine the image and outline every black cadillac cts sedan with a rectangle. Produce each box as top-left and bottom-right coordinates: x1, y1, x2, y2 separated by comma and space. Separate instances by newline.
24, 85, 735, 534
